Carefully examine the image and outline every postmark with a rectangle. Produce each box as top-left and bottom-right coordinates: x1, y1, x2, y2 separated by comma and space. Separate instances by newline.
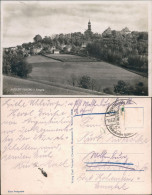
104, 98, 137, 138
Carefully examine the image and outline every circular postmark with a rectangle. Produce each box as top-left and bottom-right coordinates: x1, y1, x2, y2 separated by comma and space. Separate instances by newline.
104, 98, 137, 138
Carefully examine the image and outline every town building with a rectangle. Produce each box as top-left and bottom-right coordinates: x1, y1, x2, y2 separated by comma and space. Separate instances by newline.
121, 27, 131, 34
84, 20, 93, 39
53, 49, 60, 54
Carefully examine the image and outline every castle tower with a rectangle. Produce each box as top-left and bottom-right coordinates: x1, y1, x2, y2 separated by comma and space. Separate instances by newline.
88, 20, 91, 31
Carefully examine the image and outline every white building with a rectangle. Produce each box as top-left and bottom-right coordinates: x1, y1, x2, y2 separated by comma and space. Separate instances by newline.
53, 49, 60, 54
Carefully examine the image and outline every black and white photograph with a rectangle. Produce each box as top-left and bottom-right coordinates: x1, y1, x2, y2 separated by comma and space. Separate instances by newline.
2, 1, 149, 95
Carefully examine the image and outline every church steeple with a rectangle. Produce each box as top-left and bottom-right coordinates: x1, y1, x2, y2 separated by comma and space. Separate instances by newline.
84, 20, 93, 40
88, 20, 91, 31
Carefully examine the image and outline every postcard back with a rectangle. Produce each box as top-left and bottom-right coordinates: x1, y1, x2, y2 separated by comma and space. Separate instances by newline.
1, 98, 151, 194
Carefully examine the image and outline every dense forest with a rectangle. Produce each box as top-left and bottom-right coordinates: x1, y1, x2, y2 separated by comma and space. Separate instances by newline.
86, 30, 148, 75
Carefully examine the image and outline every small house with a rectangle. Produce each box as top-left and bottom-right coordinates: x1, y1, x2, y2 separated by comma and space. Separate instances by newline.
53, 49, 60, 54
81, 42, 87, 48
32, 47, 43, 54
50, 46, 56, 53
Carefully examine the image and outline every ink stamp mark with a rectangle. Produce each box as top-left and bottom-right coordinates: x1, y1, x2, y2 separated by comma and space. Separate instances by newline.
104, 98, 137, 138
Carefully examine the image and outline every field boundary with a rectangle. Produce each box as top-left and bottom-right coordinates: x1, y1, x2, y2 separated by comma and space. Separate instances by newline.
108, 63, 148, 78
42, 54, 96, 62
42, 54, 64, 62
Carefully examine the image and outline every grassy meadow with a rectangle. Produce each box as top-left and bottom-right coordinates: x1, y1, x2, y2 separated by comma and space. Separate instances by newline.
28, 55, 147, 92
3, 54, 148, 95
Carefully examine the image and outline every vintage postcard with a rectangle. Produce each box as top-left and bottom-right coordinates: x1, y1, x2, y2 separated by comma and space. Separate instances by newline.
1, 0, 152, 194
1, 97, 151, 194
1, 1, 151, 96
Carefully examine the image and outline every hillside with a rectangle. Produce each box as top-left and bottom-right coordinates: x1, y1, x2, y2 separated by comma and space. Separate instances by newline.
3, 54, 148, 95
28, 55, 147, 93
3, 76, 105, 95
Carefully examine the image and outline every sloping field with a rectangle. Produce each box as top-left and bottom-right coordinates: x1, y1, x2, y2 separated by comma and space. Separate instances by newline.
3, 76, 104, 95
26, 55, 59, 63
27, 55, 148, 93
4, 55, 148, 95
44, 54, 96, 62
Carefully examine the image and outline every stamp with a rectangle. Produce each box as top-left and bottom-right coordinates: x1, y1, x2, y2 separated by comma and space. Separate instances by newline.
104, 98, 137, 138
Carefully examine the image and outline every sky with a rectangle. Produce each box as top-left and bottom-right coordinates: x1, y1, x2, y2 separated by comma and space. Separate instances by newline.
2, 1, 149, 47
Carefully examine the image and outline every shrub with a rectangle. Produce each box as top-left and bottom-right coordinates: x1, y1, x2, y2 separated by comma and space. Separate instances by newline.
134, 82, 148, 95
114, 80, 128, 95
114, 80, 148, 95
78, 75, 91, 89
120, 58, 129, 67
103, 87, 113, 94
3, 64, 11, 75
11, 59, 32, 78
16, 60, 32, 78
